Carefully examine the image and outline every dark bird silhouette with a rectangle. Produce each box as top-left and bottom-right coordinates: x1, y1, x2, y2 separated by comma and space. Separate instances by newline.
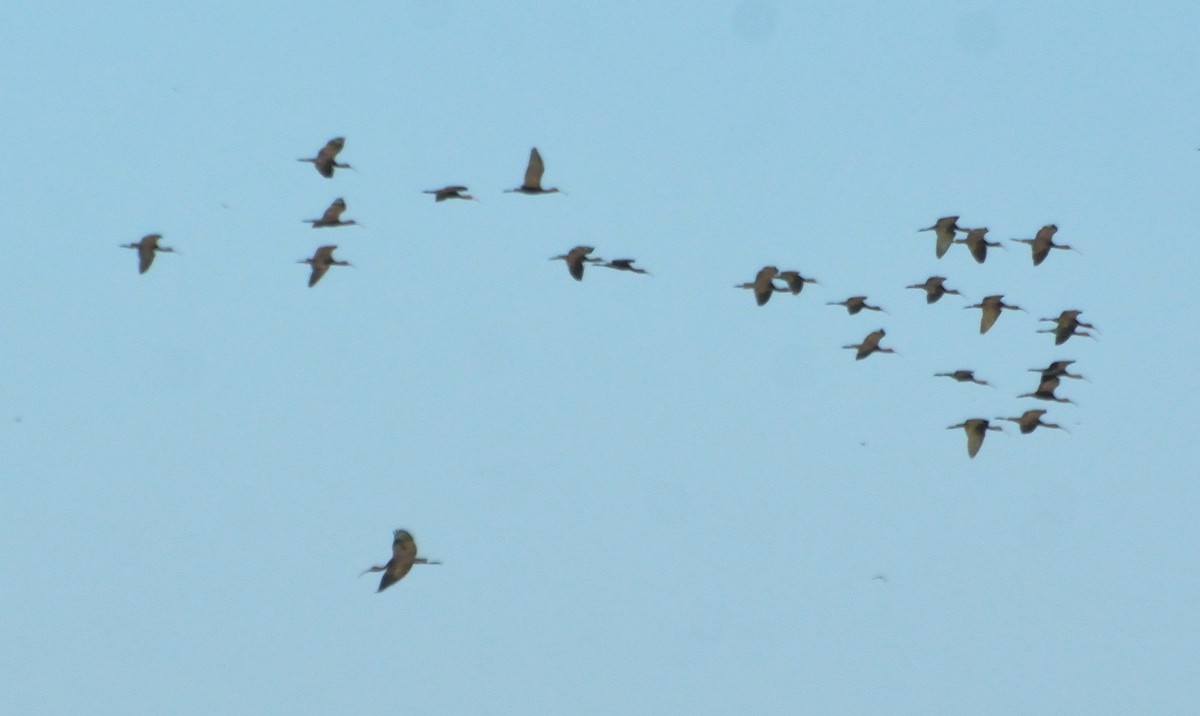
360, 529, 441, 593
995, 409, 1068, 435
906, 276, 963, 304
423, 186, 476, 202
935, 370, 991, 387
955, 227, 1004, 263
828, 295, 887, 315
919, 216, 966, 258
736, 266, 783, 306
776, 270, 819, 295
298, 245, 352, 287
1039, 309, 1097, 345
505, 148, 562, 195
600, 258, 650, 275
843, 329, 897, 360
947, 418, 1003, 458
551, 245, 603, 281
1018, 375, 1077, 404
966, 294, 1025, 334
120, 233, 177, 274
1011, 224, 1078, 265
304, 198, 359, 228
1029, 360, 1087, 382
298, 137, 352, 178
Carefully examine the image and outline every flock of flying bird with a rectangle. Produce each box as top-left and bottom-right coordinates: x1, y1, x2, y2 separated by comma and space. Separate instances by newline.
117, 136, 1096, 590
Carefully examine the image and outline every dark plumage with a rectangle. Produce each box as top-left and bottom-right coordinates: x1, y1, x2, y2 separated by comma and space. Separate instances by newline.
360, 529, 441, 593
298, 137, 352, 178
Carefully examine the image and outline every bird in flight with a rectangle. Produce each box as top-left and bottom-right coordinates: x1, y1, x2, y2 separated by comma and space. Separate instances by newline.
736, 266, 783, 306
505, 148, 563, 195
423, 186, 476, 202
1011, 224, 1078, 265
934, 370, 991, 387
906, 276, 963, 304
298, 245, 352, 287
918, 216, 967, 258
955, 227, 1004, 264
551, 246, 604, 280
599, 258, 651, 275
776, 270, 818, 295
827, 295, 887, 315
298, 137, 352, 178
966, 295, 1025, 334
120, 233, 177, 274
947, 418, 1003, 458
360, 529, 441, 593
304, 198, 360, 228
843, 329, 897, 360
995, 409, 1069, 435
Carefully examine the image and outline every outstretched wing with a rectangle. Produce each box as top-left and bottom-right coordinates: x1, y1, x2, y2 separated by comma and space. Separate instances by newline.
523, 148, 545, 188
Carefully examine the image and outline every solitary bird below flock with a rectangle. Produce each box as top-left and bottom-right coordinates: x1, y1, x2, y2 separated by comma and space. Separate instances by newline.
600, 258, 650, 275
736, 266, 782, 306
298, 245, 352, 287
423, 186, 476, 202
919, 215, 966, 258
967, 294, 1025, 334
505, 148, 563, 195
996, 409, 1068, 435
947, 418, 1003, 458
776, 270, 818, 295
828, 295, 886, 315
121, 233, 177, 274
304, 198, 359, 228
1011, 224, 1078, 265
360, 529, 441, 593
956, 227, 1004, 264
298, 137, 352, 178
551, 246, 603, 280
843, 329, 896, 360
906, 275, 962, 304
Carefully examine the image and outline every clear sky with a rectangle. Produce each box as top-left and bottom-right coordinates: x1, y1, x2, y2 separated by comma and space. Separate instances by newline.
2, 2, 1199, 714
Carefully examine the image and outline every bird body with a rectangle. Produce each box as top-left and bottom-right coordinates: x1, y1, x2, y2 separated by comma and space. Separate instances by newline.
843, 329, 896, 360
776, 270, 818, 294
423, 185, 475, 202
304, 198, 358, 228
996, 409, 1067, 434
935, 370, 990, 386
551, 245, 603, 280
1030, 360, 1086, 382
956, 227, 1002, 263
967, 294, 1025, 334
1018, 375, 1076, 404
360, 529, 441, 593
906, 275, 962, 304
736, 266, 782, 306
120, 233, 176, 274
828, 295, 886, 315
506, 148, 561, 194
947, 418, 1002, 458
1039, 309, 1097, 345
919, 216, 966, 258
298, 245, 351, 287
298, 137, 352, 178
1011, 224, 1076, 265
600, 258, 650, 275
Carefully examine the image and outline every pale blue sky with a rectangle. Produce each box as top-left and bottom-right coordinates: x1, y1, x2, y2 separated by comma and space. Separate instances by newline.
2, 2, 1199, 714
